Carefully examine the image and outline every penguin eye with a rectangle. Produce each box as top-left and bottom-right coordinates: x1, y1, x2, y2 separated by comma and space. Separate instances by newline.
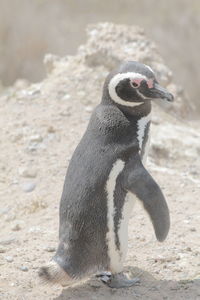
130, 78, 142, 88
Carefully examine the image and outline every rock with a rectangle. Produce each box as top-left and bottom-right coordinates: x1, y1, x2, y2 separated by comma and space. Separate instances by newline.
20, 266, 28, 272
47, 126, 56, 133
18, 167, 37, 178
60, 110, 71, 117
29, 134, 43, 143
5, 213, 16, 222
85, 106, 93, 112
21, 182, 36, 193
29, 226, 41, 233
11, 221, 23, 231
0, 246, 7, 253
150, 143, 169, 160
27, 143, 39, 152
190, 227, 196, 232
5, 256, 13, 262
11, 132, 23, 142
62, 94, 71, 101
45, 246, 56, 252
9, 283, 15, 287
0, 238, 16, 245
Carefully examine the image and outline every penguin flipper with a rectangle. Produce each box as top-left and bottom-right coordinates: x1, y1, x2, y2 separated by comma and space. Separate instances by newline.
123, 155, 170, 241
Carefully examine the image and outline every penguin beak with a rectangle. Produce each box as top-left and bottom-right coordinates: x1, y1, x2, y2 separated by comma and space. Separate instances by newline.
151, 83, 174, 102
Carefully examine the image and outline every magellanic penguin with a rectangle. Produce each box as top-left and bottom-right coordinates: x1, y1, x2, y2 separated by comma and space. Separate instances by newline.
39, 61, 174, 288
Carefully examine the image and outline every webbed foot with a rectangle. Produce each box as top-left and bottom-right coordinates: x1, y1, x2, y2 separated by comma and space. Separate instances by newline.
98, 272, 140, 288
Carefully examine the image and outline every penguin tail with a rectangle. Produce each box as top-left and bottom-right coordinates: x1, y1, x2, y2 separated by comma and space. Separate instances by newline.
38, 260, 71, 286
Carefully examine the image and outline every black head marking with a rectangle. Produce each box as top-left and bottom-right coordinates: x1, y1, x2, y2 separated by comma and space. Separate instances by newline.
105, 61, 173, 106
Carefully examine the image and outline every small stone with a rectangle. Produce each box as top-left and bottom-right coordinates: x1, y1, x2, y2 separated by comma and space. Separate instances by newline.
5, 256, 13, 262
183, 220, 190, 224
20, 266, 28, 272
0, 238, 16, 245
47, 126, 56, 133
185, 247, 192, 252
29, 134, 43, 143
174, 268, 182, 272
5, 213, 16, 222
62, 94, 71, 101
19, 167, 37, 178
29, 226, 41, 233
45, 246, 56, 252
12, 133, 23, 142
60, 110, 71, 117
21, 182, 36, 193
11, 222, 22, 231
0, 246, 7, 253
190, 227, 196, 232
85, 106, 93, 113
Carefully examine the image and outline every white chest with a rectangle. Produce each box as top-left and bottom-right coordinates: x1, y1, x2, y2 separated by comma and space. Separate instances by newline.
136, 113, 151, 164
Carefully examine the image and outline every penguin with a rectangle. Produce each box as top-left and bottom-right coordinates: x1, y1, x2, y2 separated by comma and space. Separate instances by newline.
39, 61, 174, 288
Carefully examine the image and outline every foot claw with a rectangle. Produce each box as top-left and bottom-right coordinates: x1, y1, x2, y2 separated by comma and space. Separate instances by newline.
96, 271, 111, 278
101, 273, 140, 288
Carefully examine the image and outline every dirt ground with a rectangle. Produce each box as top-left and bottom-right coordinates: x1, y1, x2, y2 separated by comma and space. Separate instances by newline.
0, 23, 199, 299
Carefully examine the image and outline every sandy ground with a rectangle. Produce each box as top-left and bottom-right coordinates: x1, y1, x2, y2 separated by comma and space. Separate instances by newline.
0, 23, 199, 299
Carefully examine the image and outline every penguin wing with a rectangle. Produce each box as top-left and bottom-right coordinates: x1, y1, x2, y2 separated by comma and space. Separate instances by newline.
122, 155, 170, 241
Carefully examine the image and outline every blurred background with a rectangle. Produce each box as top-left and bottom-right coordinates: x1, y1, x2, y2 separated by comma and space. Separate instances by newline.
0, 0, 199, 111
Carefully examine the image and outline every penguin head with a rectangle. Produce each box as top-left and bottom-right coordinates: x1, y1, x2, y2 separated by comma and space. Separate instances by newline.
106, 61, 174, 107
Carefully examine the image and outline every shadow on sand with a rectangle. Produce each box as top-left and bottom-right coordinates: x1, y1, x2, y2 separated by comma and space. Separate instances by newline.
54, 267, 200, 300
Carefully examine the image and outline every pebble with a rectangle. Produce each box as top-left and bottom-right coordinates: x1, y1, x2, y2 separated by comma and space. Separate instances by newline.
19, 167, 37, 178
29, 134, 43, 143
29, 226, 41, 233
45, 246, 56, 252
27, 144, 36, 152
20, 266, 29, 272
21, 182, 36, 193
11, 222, 22, 231
85, 106, 93, 112
0, 246, 7, 253
5, 213, 16, 222
12, 132, 23, 142
174, 267, 182, 272
60, 110, 71, 117
185, 247, 192, 252
62, 94, 71, 101
10, 283, 15, 287
5, 256, 13, 262
0, 238, 16, 245
190, 227, 196, 232
47, 126, 56, 133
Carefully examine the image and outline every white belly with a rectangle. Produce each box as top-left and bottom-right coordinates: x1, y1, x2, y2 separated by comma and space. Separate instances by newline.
117, 192, 136, 263
105, 159, 135, 273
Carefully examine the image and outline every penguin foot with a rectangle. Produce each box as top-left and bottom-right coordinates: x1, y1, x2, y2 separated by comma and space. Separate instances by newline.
96, 271, 111, 278
100, 273, 140, 288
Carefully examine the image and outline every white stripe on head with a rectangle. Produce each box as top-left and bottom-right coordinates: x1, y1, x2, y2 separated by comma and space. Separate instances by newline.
108, 72, 146, 107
